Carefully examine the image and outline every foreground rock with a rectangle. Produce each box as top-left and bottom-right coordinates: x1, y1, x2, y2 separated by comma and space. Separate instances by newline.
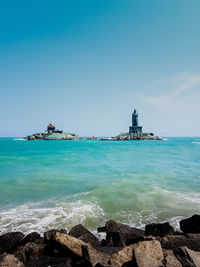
145, 222, 174, 237
0, 254, 25, 267
19, 232, 41, 246
180, 214, 200, 234
98, 219, 145, 247
0, 232, 24, 254
1, 214, 200, 266
159, 234, 200, 252
110, 240, 164, 267
163, 249, 182, 267
69, 224, 99, 247
174, 247, 200, 267
50, 231, 109, 266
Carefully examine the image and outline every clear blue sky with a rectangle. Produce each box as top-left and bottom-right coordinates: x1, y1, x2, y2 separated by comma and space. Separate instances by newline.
1, 0, 200, 137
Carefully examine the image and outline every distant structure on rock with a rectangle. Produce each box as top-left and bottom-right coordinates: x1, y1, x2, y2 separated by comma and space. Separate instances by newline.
100, 109, 162, 141
25, 123, 80, 140
47, 123, 63, 134
129, 109, 143, 138
47, 123, 56, 132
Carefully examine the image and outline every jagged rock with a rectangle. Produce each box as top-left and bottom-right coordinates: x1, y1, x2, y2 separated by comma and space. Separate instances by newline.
69, 224, 99, 247
51, 231, 109, 266
99, 220, 144, 247
162, 249, 182, 267
174, 247, 200, 267
145, 222, 174, 237
0, 254, 25, 267
180, 214, 200, 234
110, 240, 164, 267
0, 232, 25, 253
95, 245, 123, 256
159, 234, 200, 252
44, 229, 67, 243
24, 255, 73, 267
19, 232, 41, 246
100, 220, 144, 236
15, 242, 46, 263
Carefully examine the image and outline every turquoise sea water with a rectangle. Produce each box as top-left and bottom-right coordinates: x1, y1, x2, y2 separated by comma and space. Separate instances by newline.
0, 137, 200, 234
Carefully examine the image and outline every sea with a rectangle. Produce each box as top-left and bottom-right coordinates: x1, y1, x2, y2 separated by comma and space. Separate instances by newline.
0, 137, 200, 235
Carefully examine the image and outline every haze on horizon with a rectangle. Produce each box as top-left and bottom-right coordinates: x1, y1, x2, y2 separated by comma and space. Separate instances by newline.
0, 0, 200, 137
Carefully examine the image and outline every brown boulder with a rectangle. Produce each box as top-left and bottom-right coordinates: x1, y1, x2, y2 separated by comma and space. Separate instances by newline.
51, 231, 109, 266
180, 214, 200, 234
0, 254, 25, 267
15, 242, 46, 263
162, 249, 182, 267
44, 229, 67, 243
99, 220, 144, 247
105, 220, 144, 237
159, 234, 200, 251
19, 232, 41, 246
110, 240, 164, 267
174, 246, 200, 267
69, 224, 99, 247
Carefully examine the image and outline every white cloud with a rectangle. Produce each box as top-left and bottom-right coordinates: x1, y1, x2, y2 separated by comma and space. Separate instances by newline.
144, 72, 200, 111
171, 73, 200, 97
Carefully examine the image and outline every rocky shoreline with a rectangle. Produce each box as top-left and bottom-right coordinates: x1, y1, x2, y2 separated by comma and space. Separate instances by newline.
1, 214, 200, 266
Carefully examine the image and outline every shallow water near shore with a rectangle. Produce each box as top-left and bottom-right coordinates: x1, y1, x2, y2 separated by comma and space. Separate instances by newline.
0, 137, 200, 234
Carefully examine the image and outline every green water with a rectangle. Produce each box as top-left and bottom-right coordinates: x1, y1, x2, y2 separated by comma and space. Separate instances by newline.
0, 137, 200, 234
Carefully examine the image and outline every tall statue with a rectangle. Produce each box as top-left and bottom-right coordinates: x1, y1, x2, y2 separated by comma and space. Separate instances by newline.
129, 109, 142, 134
132, 109, 138, 127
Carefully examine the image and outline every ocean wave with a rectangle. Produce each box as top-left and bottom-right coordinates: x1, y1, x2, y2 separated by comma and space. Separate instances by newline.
1, 187, 200, 235
0, 200, 104, 235
14, 138, 26, 141
124, 212, 185, 232
192, 141, 200, 144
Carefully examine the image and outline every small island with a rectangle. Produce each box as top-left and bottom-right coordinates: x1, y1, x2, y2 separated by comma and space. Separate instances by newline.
25, 123, 81, 140
100, 109, 162, 141
25, 110, 161, 141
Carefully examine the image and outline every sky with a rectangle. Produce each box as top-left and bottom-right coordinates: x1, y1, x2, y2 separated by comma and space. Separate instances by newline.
0, 0, 200, 137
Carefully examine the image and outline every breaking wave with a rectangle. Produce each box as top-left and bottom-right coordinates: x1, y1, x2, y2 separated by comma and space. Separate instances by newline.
0, 200, 105, 235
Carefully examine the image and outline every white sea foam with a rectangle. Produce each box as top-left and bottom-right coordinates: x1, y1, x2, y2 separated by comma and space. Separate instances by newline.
192, 141, 200, 144
0, 200, 104, 235
126, 213, 185, 232
153, 187, 200, 204
14, 138, 26, 141
1, 187, 200, 235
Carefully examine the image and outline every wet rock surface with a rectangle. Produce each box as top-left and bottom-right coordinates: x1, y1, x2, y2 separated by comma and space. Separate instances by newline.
180, 214, 200, 234
145, 222, 174, 237
0, 214, 200, 266
0, 232, 25, 253
69, 224, 99, 247
19, 232, 42, 247
98, 220, 145, 248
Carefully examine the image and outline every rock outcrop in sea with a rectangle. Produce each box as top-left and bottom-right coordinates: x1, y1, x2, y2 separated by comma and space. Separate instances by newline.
101, 109, 162, 141
25, 123, 81, 140
1, 214, 200, 266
